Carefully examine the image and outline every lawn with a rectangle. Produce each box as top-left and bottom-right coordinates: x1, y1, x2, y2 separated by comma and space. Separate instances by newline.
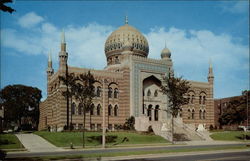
0, 134, 23, 149
210, 131, 250, 141
34, 131, 169, 147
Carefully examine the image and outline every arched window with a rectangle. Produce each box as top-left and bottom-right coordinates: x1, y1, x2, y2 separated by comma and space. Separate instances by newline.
191, 95, 195, 104
203, 110, 206, 119
71, 102, 76, 115
108, 105, 112, 116
78, 103, 82, 115
148, 105, 152, 121
199, 96, 202, 104
147, 90, 151, 96
114, 88, 119, 98
108, 87, 113, 98
203, 96, 206, 104
155, 105, 159, 121
187, 94, 190, 103
142, 104, 145, 114
96, 86, 101, 97
90, 104, 94, 115
154, 90, 158, 97
187, 109, 191, 119
114, 105, 118, 116
191, 109, 195, 119
97, 104, 101, 116
199, 110, 202, 119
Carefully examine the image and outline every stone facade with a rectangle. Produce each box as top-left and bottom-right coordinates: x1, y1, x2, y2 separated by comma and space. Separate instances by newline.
39, 18, 215, 132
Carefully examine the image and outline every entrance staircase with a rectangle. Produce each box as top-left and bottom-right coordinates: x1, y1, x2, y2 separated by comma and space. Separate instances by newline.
151, 118, 212, 141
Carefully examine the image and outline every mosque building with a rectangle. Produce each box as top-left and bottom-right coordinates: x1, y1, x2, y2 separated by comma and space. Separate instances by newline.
39, 17, 214, 139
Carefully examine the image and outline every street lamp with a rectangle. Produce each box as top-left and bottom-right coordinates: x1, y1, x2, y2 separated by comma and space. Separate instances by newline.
102, 79, 108, 148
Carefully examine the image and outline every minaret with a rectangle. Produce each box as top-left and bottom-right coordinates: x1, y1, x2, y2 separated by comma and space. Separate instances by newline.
59, 30, 68, 75
47, 50, 54, 78
207, 59, 214, 84
208, 59, 214, 100
47, 50, 54, 94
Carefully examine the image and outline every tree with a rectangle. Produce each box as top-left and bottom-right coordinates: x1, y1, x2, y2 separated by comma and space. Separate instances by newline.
161, 73, 190, 143
60, 71, 95, 148
0, 85, 42, 130
0, 0, 15, 13
219, 91, 249, 126
123, 116, 135, 130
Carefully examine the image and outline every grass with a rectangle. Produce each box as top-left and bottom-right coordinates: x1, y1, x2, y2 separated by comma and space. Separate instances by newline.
34, 131, 169, 147
210, 131, 250, 141
6, 145, 249, 161
0, 134, 23, 149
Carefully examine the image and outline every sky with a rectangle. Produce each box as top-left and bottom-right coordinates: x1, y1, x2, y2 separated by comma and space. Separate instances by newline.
1, 1, 249, 100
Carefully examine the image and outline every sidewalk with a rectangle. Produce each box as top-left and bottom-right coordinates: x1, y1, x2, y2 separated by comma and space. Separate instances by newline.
15, 133, 66, 152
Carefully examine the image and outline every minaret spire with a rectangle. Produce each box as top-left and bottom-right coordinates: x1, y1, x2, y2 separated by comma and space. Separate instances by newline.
47, 50, 54, 77
60, 29, 66, 52
48, 49, 52, 63
61, 29, 65, 43
125, 15, 128, 24
59, 30, 68, 74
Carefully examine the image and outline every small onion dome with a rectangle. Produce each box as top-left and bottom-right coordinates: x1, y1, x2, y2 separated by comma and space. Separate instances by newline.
161, 47, 171, 59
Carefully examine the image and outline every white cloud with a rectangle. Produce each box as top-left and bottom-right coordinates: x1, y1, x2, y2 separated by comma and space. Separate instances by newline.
18, 12, 44, 28
1, 29, 44, 55
221, 1, 249, 14
1, 12, 249, 98
146, 27, 249, 98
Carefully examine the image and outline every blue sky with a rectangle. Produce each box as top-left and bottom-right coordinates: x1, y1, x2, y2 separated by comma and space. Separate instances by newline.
1, 1, 249, 99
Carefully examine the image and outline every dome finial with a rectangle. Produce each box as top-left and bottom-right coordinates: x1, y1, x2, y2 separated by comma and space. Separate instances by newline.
125, 15, 128, 24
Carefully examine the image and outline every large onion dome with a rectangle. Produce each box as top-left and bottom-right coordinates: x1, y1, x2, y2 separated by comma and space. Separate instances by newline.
104, 17, 149, 65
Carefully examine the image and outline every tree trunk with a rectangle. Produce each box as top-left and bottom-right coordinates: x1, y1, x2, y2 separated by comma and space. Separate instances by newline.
83, 107, 86, 148
172, 115, 174, 144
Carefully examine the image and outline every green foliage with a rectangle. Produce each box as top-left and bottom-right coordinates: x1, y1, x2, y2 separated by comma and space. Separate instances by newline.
59, 71, 96, 147
147, 126, 154, 134
210, 131, 250, 141
87, 135, 118, 144
0, 0, 15, 13
0, 134, 23, 149
34, 131, 168, 147
161, 73, 190, 117
123, 116, 135, 130
0, 84, 42, 129
219, 91, 249, 126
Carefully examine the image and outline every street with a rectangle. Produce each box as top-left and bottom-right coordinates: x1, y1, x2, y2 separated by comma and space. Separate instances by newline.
6, 143, 249, 158
118, 150, 250, 161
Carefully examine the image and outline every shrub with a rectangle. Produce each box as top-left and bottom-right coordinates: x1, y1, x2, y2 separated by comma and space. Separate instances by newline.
123, 116, 135, 130
87, 135, 118, 144
209, 125, 214, 131
174, 133, 190, 141
147, 126, 154, 134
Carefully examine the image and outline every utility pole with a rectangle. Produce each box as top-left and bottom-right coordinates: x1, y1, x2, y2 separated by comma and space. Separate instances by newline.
102, 79, 107, 148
